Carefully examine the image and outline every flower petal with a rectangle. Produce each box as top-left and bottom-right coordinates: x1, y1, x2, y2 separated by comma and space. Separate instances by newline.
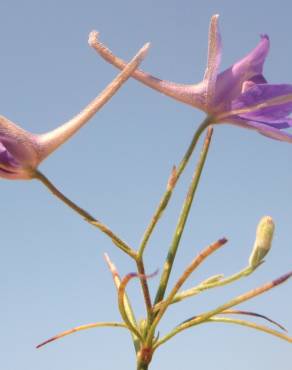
229, 117, 292, 143
244, 117, 292, 129
213, 35, 270, 112
203, 14, 222, 109
249, 74, 267, 84
232, 84, 292, 128
0, 141, 23, 179
0, 141, 20, 168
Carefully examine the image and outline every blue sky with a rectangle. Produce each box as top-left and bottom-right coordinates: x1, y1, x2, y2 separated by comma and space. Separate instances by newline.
0, 1, 291, 369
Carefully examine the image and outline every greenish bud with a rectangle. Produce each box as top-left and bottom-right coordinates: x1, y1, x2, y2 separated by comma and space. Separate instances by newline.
138, 318, 148, 338
249, 216, 275, 269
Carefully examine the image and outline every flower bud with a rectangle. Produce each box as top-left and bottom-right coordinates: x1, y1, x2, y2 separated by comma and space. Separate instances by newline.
139, 318, 148, 338
249, 216, 275, 269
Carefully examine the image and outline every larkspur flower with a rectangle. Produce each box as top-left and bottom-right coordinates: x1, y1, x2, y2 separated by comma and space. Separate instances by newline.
89, 15, 292, 143
0, 41, 149, 180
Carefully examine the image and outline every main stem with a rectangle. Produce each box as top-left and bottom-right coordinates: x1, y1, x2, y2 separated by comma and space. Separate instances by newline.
137, 363, 149, 370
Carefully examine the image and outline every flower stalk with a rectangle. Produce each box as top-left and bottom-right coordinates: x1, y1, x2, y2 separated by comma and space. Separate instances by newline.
137, 116, 213, 259
34, 170, 137, 259
154, 126, 214, 305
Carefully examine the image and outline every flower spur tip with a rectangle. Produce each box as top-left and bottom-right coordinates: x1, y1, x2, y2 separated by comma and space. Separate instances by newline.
138, 42, 151, 60
260, 34, 269, 40
88, 30, 99, 46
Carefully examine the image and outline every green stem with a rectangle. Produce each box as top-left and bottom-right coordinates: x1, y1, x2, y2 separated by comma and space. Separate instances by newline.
147, 236, 226, 344
136, 348, 153, 370
154, 126, 214, 305
154, 266, 254, 310
137, 116, 212, 259
137, 362, 149, 370
135, 116, 213, 331
136, 258, 153, 323
34, 170, 137, 259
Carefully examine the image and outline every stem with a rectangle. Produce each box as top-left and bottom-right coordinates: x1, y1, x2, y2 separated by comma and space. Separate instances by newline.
136, 347, 153, 370
154, 126, 214, 305
135, 117, 213, 328
154, 265, 254, 311
34, 170, 137, 259
199, 266, 253, 289
147, 237, 226, 344
137, 362, 149, 370
138, 116, 212, 258
136, 258, 153, 322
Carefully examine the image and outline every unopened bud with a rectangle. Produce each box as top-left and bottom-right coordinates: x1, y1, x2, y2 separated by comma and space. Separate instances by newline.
249, 216, 275, 269
139, 318, 148, 337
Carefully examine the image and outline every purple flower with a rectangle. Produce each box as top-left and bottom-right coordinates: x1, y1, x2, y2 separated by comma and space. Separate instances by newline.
0, 41, 149, 180
90, 15, 292, 143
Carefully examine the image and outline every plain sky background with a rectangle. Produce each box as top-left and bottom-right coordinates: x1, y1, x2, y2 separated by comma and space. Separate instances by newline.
0, 1, 291, 369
